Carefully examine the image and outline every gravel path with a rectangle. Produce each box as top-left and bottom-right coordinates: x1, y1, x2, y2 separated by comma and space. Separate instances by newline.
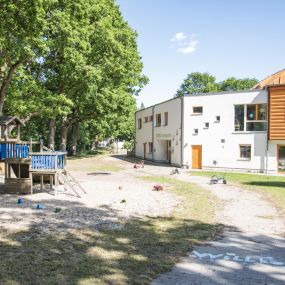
151, 172, 285, 285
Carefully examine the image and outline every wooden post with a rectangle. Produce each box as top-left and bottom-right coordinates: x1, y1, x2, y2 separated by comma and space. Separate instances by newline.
40, 174, 44, 191
40, 139, 43, 153
50, 175, 53, 189
17, 124, 20, 141
30, 172, 33, 195
55, 173, 59, 195
30, 138, 33, 153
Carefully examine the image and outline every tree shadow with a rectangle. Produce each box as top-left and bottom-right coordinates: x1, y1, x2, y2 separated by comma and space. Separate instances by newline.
87, 172, 112, 176
243, 181, 285, 188
0, 195, 221, 285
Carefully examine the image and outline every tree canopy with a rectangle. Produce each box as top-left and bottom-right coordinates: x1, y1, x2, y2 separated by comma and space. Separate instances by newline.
1, 0, 146, 154
175, 72, 258, 97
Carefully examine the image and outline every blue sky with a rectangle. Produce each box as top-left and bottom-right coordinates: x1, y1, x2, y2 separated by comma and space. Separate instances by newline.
116, 0, 285, 107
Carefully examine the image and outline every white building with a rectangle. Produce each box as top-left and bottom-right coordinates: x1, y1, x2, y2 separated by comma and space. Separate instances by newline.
135, 83, 285, 173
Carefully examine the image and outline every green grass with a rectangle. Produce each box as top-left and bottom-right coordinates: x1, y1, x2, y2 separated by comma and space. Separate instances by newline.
66, 152, 124, 173
190, 171, 285, 216
0, 177, 222, 285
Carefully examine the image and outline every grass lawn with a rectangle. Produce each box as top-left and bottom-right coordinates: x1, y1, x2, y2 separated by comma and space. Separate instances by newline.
67, 152, 124, 173
0, 176, 222, 285
190, 171, 285, 216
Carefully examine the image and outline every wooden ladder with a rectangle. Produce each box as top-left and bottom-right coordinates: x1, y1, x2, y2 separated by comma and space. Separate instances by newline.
59, 171, 87, 198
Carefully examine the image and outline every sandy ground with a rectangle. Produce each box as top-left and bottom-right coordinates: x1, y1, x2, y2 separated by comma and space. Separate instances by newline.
0, 156, 180, 236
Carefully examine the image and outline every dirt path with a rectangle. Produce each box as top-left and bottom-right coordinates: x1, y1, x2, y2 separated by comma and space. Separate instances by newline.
146, 169, 285, 284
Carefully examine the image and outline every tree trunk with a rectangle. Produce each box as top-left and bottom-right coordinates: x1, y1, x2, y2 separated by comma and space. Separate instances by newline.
59, 117, 68, 151
0, 60, 23, 115
91, 136, 97, 150
70, 120, 78, 156
48, 118, 56, 151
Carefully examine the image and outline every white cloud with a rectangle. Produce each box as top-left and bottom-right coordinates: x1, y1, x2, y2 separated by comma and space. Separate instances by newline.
170, 32, 198, 55
171, 32, 187, 42
177, 40, 198, 54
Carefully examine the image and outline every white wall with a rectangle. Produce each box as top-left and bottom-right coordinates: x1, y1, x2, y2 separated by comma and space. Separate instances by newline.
153, 98, 182, 165
135, 107, 153, 160
183, 90, 269, 171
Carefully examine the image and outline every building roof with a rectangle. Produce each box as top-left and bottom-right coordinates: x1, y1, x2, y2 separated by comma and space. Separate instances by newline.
0, 116, 25, 126
253, 69, 285, 89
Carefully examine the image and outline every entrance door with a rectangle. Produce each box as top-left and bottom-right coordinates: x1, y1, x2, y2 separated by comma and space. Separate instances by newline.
192, 145, 202, 169
143, 143, 147, 160
277, 145, 285, 173
167, 140, 171, 164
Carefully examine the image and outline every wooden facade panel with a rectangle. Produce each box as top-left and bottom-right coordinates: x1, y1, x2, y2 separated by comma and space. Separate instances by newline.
269, 85, 285, 140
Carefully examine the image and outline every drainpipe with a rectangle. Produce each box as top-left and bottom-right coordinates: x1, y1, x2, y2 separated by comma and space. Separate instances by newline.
180, 96, 184, 167
266, 87, 270, 174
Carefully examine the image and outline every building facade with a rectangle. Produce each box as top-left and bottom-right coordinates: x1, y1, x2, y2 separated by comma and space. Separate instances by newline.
135, 85, 285, 173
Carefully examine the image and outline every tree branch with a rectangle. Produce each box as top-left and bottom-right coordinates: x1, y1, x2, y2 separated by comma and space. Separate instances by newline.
0, 59, 24, 115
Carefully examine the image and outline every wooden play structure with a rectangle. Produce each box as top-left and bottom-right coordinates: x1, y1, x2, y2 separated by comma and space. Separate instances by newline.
0, 116, 85, 197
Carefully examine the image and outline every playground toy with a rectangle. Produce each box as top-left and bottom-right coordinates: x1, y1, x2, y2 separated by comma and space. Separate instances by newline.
210, 173, 227, 185
0, 116, 85, 197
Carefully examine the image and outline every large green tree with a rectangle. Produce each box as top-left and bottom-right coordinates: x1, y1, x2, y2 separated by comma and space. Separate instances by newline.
219, 77, 258, 91
2, 0, 146, 154
176, 72, 219, 97
0, 0, 50, 115
176, 72, 258, 97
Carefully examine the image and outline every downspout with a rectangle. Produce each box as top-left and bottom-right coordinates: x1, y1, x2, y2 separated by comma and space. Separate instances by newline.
266, 87, 270, 174
180, 96, 184, 167
152, 106, 154, 161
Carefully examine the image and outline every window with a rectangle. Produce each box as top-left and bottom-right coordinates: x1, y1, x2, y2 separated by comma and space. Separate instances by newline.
193, 129, 198, 135
193, 106, 203, 114
240, 145, 251, 159
148, 142, 153, 153
138, 118, 142, 129
204, 122, 209, 128
144, 117, 148, 123
156, 113, 161, 127
164, 112, 168, 126
235, 105, 244, 131
234, 104, 267, 132
216, 116, 220, 122
149, 116, 153, 122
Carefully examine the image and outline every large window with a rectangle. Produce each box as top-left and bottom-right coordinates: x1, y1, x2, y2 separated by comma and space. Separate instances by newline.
240, 145, 251, 159
235, 105, 244, 131
234, 104, 267, 132
156, 114, 161, 127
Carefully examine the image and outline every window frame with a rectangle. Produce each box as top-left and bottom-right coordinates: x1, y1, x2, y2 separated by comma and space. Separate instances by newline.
164, 112, 168, 126
148, 142, 153, 153
156, 113, 161, 127
138, 118, 142, 129
192, 106, 203, 115
239, 144, 251, 160
234, 104, 267, 132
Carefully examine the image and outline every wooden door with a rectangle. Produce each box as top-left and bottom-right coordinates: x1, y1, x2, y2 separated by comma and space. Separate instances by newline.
192, 145, 202, 169
277, 145, 285, 173
143, 143, 147, 160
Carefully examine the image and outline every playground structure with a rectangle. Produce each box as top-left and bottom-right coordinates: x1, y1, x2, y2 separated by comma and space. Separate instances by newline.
0, 116, 85, 196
